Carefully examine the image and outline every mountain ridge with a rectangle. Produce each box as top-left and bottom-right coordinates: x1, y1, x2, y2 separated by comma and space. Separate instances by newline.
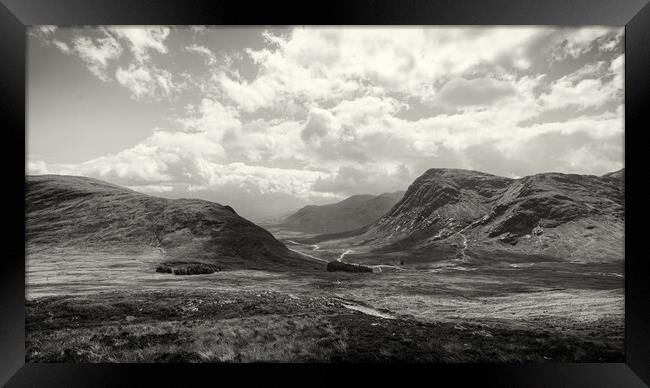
356, 168, 624, 262
282, 191, 404, 234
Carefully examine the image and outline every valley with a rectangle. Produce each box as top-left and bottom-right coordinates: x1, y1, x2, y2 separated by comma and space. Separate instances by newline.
26, 224, 624, 363
25, 169, 625, 363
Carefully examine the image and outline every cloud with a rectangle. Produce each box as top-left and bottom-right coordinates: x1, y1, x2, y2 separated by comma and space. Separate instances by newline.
72, 33, 123, 81
125, 184, 174, 193
27, 160, 49, 175
36, 25, 57, 35
549, 27, 623, 61
507, 131, 622, 176
299, 107, 374, 164
312, 163, 412, 196
192, 162, 328, 199
108, 26, 170, 63
115, 64, 177, 100
39, 127, 228, 185
217, 71, 282, 113
434, 77, 517, 107
35, 26, 178, 100
190, 26, 209, 34
185, 44, 217, 65
29, 26, 625, 219
538, 57, 622, 111
72, 144, 173, 184
176, 98, 241, 134
102, 27, 177, 100
301, 108, 339, 144
216, 27, 550, 113
331, 95, 405, 127
611, 54, 624, 74
451, 130, 623, 179
539, 78, 612, 110
52, 40, 71, 54
183, 162, 337, 219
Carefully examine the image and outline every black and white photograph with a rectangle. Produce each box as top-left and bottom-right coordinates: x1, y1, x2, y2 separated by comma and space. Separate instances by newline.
25, 25, 625, 363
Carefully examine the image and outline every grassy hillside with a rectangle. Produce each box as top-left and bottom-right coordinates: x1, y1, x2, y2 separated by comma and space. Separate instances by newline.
283, 191, 404, 234
26, 175, 323, 271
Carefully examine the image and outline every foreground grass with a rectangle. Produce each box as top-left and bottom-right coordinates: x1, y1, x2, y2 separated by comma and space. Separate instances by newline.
26, 289, 623, 363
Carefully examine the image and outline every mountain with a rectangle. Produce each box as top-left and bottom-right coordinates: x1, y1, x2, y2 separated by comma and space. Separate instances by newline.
282, 191, 404, 234
358, 168, 624, 262
26, 175, 321, 271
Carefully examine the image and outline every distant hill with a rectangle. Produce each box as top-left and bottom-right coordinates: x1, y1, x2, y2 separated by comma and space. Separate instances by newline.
26, 175, 322, 271
282, 191, 404, 234
602, 168, 624, 185
356, 168, 625, 262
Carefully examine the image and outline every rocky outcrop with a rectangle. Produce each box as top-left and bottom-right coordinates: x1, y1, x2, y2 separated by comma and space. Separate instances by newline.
155, 262, 222, 275
326, 261, 373, 273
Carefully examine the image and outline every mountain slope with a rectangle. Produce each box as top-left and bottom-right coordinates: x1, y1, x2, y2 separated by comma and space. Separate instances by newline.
359, 168, 624, 262
26, 175, 321, 271
283, 191, 404, 234
602, 168, 624, 186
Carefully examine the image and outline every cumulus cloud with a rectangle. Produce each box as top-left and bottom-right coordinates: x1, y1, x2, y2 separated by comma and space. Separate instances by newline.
176, 98, 241, 134
216, 27, 550, 112
331, 95, 405, 127
29, 26, 625, 220
191, 162, 328, 199
538, 57, 623, 111
298, 108, 372, 165
539, 78, 614, 111
301, 108, 340, 145
104, 27, 178, 99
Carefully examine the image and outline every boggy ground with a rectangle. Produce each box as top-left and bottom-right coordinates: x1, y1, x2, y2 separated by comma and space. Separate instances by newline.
25, 231, 624, 363
27, 288, 623, 363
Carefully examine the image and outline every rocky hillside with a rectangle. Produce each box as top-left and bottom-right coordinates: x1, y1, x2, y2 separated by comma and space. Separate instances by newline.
360, 168, 624, 262
26, 175, 321, 271
283, 191, 404, 234
602, 168, 624, 186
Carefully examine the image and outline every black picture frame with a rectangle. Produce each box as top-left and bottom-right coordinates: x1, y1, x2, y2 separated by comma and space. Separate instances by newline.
1, 1, 648, 386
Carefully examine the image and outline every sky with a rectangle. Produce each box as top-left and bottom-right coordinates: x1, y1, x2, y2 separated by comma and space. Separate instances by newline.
27, 26, 624, 221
